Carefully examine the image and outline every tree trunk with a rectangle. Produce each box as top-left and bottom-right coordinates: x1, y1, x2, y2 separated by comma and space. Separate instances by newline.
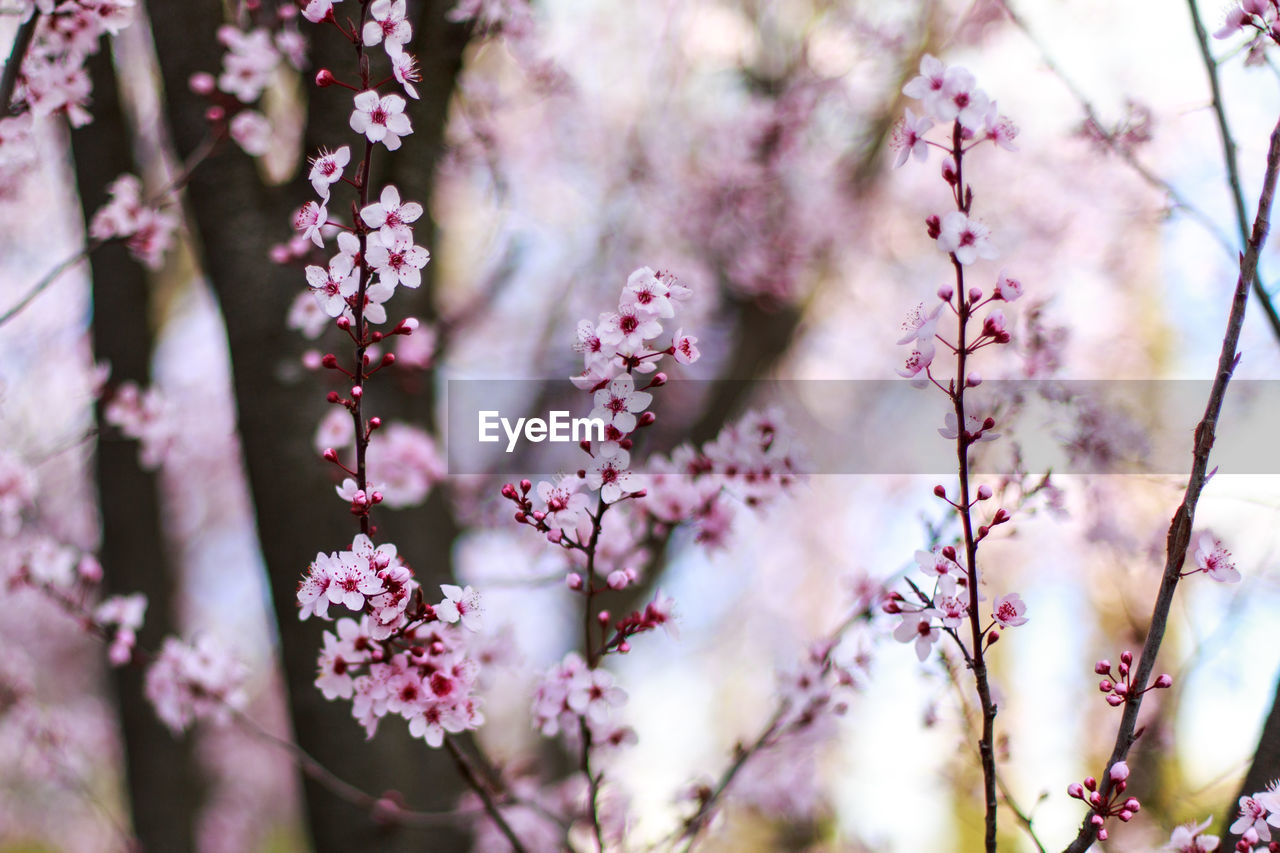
71, 38, 200, 853
142, 1, 471, 850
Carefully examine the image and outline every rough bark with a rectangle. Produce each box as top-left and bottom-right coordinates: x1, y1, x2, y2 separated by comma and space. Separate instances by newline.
71, 39, 199, 853
142, 1, 471, 850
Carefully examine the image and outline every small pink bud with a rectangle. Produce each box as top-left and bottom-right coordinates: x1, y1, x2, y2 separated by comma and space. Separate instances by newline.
500, 483, 517, 500
315, 68, 337, 87
351, 385, 363, 398
966, 371, 982, 387
597, 610, 610, 624
1120, 650, 1133, 665
322, 448, 338, 462
1098, 679, 1113, 692
617, 641, 631, 653
976, 484, 992, 500
514, 511, 526, 523
381, 353, 396, 367
1083, 776, 1097, 791
369, 416, 382, 429
1108, 761, 1130, 783
1154, 673, 1173, 688
78, 555, 103, 583
520, 479, 532, 493
321, 353, 338, 368
188, 72, 216, 95
968, 287, 983, 302
205, 105, 225, 123
1118, 810, 1132, 822
336, 316, 351, 330
942, 546, 956, 561
531, 511, 545, 522
1067, 783, 1085, 799
937, 284, 954, 301
1095, 660, 1111, 674
987, 629, 1000, 645
925, 215, 941, 239
993, 508, 1010, 524
982, 416, 996, 430
1096, 828, 1107, 841
1105, 694, 1124, 706
1123, 797, 1139, 812
325, 391, 341, 404
607, 570, 629, 590
638, 412, 657, 427
648, 373, 667, 388
398, 317, 419, 333
566, 573, 583, 590
546, 529, 563, 543
269, 244, 291, 264
933, 485, 947, 498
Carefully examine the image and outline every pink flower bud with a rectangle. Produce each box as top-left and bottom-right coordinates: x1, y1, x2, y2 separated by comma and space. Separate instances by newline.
1108, 761, 1130, 783
369, 416, 382, 429
1105, 694, 1124, 706
976, 484, 992, 500
78, 555, 103, 583
546, 529, 562, 543
967, 371, 983, 387
566, 573, 583, 590
1083, 776, 1097, 791
618, 641, 631, 653
1095, 660, 1111, 674
638, 412, 657, 427
1067, 783, 1085, 799
933, 485, 947, 498
1154, 674, 1173, 688
925, 215, 941, 239
1098, 679, 1113, 692
1096, 828, 1107, 841
607, 570, 629, 590
969, 287, 983, 302
597, 610, 610, 624
1123, 797, 1139, 812
351, 385, 362, 398
937, 284, 954, 301
1120, 650, 1133, 665
315, 69, 337, 87
188, 72, 216, 96
322, 448, 338, 461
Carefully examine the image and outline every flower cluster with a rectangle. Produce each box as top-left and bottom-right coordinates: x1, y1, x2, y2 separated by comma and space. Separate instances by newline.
1166, 817, 1220, 853
102, 379, 177, 470
87, 174, 180, 270
184, 7, 307, 157
640, 408, 800, 547
1093, 650, 1173, 707
1230, 785, 1280, 850
531, 652, 634, 750
1214, 1, 1280, 65
1066, 761, 1141, 841
296, 534, 487, 745
144, 636, 248, 734
1, 0, 136, 169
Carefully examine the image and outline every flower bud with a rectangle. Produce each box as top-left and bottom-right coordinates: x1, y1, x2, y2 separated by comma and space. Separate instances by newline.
966, 371, 982, 387
351, 385, 363, 398
315, 68, 337, 87
520, 479, 532, 493
1120, 650, 1133, 665
1095, 660, 1111, 674
1067, 782, 1084, 799
1154, 673, 1173, 689
566, 573, 583, 590
976, 484, 992, 500
933, 485, 947, 498
1108, 761, 1130, 783
369, 416, 382, 429
969, 287, 983, 303
937, 284, 954, 302
925, 215, 941, 240
188, 72, 216, 95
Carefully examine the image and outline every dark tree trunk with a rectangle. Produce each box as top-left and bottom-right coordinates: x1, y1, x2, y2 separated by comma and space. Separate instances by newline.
71, 39, 200, 853
142, 1, 472, 850
1222, 673, 1280, 844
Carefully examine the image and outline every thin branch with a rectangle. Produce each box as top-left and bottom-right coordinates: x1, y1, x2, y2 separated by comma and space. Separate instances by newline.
1063, 111, 1280, 853
444, 736, 529, 853
0, 131, 218, 329
0, 10, 38, 115
233, 710, 481, 828
1186, 0, 1280, 342
996, 0, 1280, 347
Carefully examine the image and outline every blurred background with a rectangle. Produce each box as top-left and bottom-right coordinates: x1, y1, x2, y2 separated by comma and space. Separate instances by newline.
2, 0, 1280, 851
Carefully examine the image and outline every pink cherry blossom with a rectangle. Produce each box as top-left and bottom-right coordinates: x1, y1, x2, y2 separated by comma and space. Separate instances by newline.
436, 584, 483, 631
590, 374, 652, 434
144, 637, 247, 734
897, 301, 943, 345
360, 184, 424, 243
621, 266, 675, 318
892, 610, 940, 661
1194, 534, 1240, 583
937, 211, 997, 265
362, 0, 412, 51
896, 339, 935, 378
1166, 817, 1220, 852
891, 108, 933, 167
308, 146, 351, 200
365, 232, 430, 289
672, 328, 700, 364
293, 200, 328, 248
229, 110, 271, 156
587, 449, 636, 503
993, 592, 1028, 628
538, 477, 590, 530
597, 307, 663, 351
935, 66, 991, 133
994, 269, 1023, 302
304, 253, 358, 317
902, 54, 947, 116
389, 47, 422, 99
1231, 796, 1271, 842
302, 0, 340, 23
350, 90, 413, 150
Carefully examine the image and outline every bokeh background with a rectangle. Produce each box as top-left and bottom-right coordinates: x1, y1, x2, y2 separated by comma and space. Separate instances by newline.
2, 0, 1280, 851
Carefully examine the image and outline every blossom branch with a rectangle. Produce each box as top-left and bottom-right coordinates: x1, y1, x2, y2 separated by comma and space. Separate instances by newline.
995, 0, 1280, 348
1063, 110, 1280, 853
0, 129, 219, 329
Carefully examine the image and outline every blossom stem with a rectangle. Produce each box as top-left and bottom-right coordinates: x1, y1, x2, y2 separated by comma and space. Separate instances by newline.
580, 494, 609, 851
949, 119, 999, 853
1063, 111, 1280, 853
444, 737, 530, 853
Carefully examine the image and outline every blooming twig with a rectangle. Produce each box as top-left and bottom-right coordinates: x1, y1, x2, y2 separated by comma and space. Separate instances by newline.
1063, 109, 1280, 853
